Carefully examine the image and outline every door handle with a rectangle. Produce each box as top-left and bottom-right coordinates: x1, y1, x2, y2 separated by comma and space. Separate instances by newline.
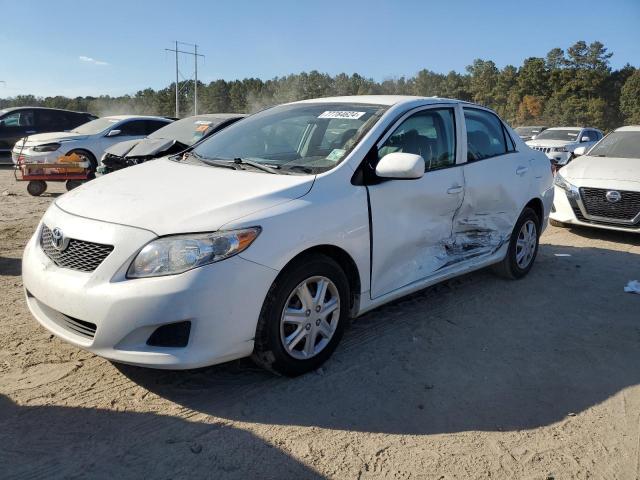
447, 185, 463, 194
516, 166, 529, 176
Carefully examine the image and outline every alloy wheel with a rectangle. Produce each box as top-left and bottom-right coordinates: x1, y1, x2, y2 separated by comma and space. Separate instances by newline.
515, 219, 537, 269
280, 276, 340, 360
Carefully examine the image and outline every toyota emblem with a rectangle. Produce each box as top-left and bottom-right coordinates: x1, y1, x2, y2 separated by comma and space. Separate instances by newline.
51, 227, 69, 251
605, 190, 622, 203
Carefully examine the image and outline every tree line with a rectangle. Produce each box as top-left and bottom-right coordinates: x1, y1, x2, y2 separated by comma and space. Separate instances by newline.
2, 41, 639, 131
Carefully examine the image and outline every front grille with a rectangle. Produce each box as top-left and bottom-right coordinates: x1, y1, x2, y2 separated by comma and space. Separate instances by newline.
579, 187, 640, 222
532, 146, 551, 153
40, 225, 114, 272
60, 314, 97, 339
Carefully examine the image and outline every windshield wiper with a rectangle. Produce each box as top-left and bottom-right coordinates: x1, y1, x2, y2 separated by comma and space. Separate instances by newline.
233, 157, 280, 174
185, 151, 239, 169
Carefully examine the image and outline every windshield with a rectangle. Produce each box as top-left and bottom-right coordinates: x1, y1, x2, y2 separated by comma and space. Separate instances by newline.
588, 131, 640, 159
515, 126, 545, 136
72, 117, 119, 135
192, 102, 387, 173
534, 129, 580, 141
149, 115, 230, 146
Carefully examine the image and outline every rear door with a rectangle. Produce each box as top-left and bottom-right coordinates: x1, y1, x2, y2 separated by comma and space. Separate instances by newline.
368, 105, 464, 298
455, 107, 532, 254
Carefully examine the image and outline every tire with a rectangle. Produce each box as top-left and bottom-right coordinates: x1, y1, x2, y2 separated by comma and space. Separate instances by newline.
68, 149, 97, 172
252, 254, 350, 376
26, 180, 46, 196
492, 207, 540, 280
549, 219, 566, 228
65, 180, 83, 191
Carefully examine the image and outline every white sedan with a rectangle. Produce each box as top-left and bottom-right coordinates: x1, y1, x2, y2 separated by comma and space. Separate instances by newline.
22, 96, 553, 376
551, 125, 640, 233
12, 115, 172, 170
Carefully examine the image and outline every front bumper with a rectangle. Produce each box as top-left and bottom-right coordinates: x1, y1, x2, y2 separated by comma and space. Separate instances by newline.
22, 204, 279, 369
550, 186, 640, 233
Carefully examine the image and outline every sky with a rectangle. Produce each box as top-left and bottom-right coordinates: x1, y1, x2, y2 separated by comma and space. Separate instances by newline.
0, 0, 638, 98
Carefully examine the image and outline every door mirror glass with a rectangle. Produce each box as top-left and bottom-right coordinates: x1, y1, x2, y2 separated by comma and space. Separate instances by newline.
106, 129, 121, 137
573, 146, 587, 156
375, 152, 425, 179
580, 136, 591, 143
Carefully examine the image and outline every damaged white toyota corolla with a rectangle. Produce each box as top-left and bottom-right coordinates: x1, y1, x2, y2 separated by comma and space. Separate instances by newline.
22, 96, 554, 376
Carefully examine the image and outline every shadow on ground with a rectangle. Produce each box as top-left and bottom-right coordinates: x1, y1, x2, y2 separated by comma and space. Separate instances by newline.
0, 395, 323, 480
117, 240, 640, 435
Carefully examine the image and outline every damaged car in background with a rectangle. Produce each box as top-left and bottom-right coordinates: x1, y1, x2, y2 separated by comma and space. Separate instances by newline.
98, 113, 246, 174
551, 125, 640, 233
12, 115, 173, 172
22, 96, 553, 376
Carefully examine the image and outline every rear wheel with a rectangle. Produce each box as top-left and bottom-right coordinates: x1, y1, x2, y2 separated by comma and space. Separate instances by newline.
492, 207, 540, 279
26, 180, 46, 196
65, 179, 83, 191
252, 254, 349, 376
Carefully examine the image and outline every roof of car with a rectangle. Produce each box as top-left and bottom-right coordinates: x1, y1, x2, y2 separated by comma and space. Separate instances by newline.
0, 106, 93, 115
615, 125, 640, 132
291, 95, 465, 107
102, 115, 173, 121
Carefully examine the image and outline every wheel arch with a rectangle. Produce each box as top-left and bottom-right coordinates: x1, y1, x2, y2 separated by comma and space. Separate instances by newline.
278, 244, 362, 315
524, 197, 544, 226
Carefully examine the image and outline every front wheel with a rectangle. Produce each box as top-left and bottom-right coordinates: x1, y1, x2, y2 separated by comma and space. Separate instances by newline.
252, 254, 350, 376
492, 207, 540, 279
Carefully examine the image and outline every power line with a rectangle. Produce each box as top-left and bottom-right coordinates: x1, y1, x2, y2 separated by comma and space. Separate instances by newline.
165, 41, 205, 117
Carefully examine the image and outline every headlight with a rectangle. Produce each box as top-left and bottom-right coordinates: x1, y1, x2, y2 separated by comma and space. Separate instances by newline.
554, 173, 579, 198
127, 227, 261, 278
32, 143, 61, 152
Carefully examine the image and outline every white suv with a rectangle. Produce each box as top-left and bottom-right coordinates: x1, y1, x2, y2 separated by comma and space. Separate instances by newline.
12, 115, 172, 170
22, 96, 553, 376
526, 127, 603, 167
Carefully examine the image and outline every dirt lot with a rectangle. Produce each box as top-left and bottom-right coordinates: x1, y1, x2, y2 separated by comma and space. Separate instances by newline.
1, 167, 639, 480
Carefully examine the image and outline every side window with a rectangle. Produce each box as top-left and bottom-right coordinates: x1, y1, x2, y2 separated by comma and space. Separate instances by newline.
37, 110, 68, 131
378, 108, 456, 171
119, 120, 148, 136
144, 120, 169, 135
1, 110, 35, 128
464, 109, 507, 161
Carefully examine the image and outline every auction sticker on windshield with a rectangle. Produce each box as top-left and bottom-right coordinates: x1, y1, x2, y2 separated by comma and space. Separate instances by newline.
318, 111, 366, 119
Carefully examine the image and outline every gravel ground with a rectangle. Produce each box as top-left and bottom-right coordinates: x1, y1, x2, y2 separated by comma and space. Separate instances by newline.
1, 167, 639, 479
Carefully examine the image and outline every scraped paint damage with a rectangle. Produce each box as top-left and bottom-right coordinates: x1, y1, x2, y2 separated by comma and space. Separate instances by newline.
436, 214, 510, 270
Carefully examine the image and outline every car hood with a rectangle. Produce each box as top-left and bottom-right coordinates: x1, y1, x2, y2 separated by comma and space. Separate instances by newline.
105, 138, 177, 158
526, 139, 575, 148
104, 139, 141, 157
55, 158, 315, 235
21, 131, 90, 145
562, 155, 640, 183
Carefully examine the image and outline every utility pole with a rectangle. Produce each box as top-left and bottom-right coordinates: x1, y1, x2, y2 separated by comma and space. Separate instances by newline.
165, 42, 204, 117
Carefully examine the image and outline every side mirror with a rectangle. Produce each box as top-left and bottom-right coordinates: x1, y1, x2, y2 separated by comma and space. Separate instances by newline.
580, 136, 590, 142
375, 152, 425, 180
530, 135, 537, 140
573, 146, 587, 157
106, 129, 121, 137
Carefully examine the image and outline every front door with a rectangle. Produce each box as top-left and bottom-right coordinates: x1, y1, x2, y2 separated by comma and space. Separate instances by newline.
368, 106, 464, 298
